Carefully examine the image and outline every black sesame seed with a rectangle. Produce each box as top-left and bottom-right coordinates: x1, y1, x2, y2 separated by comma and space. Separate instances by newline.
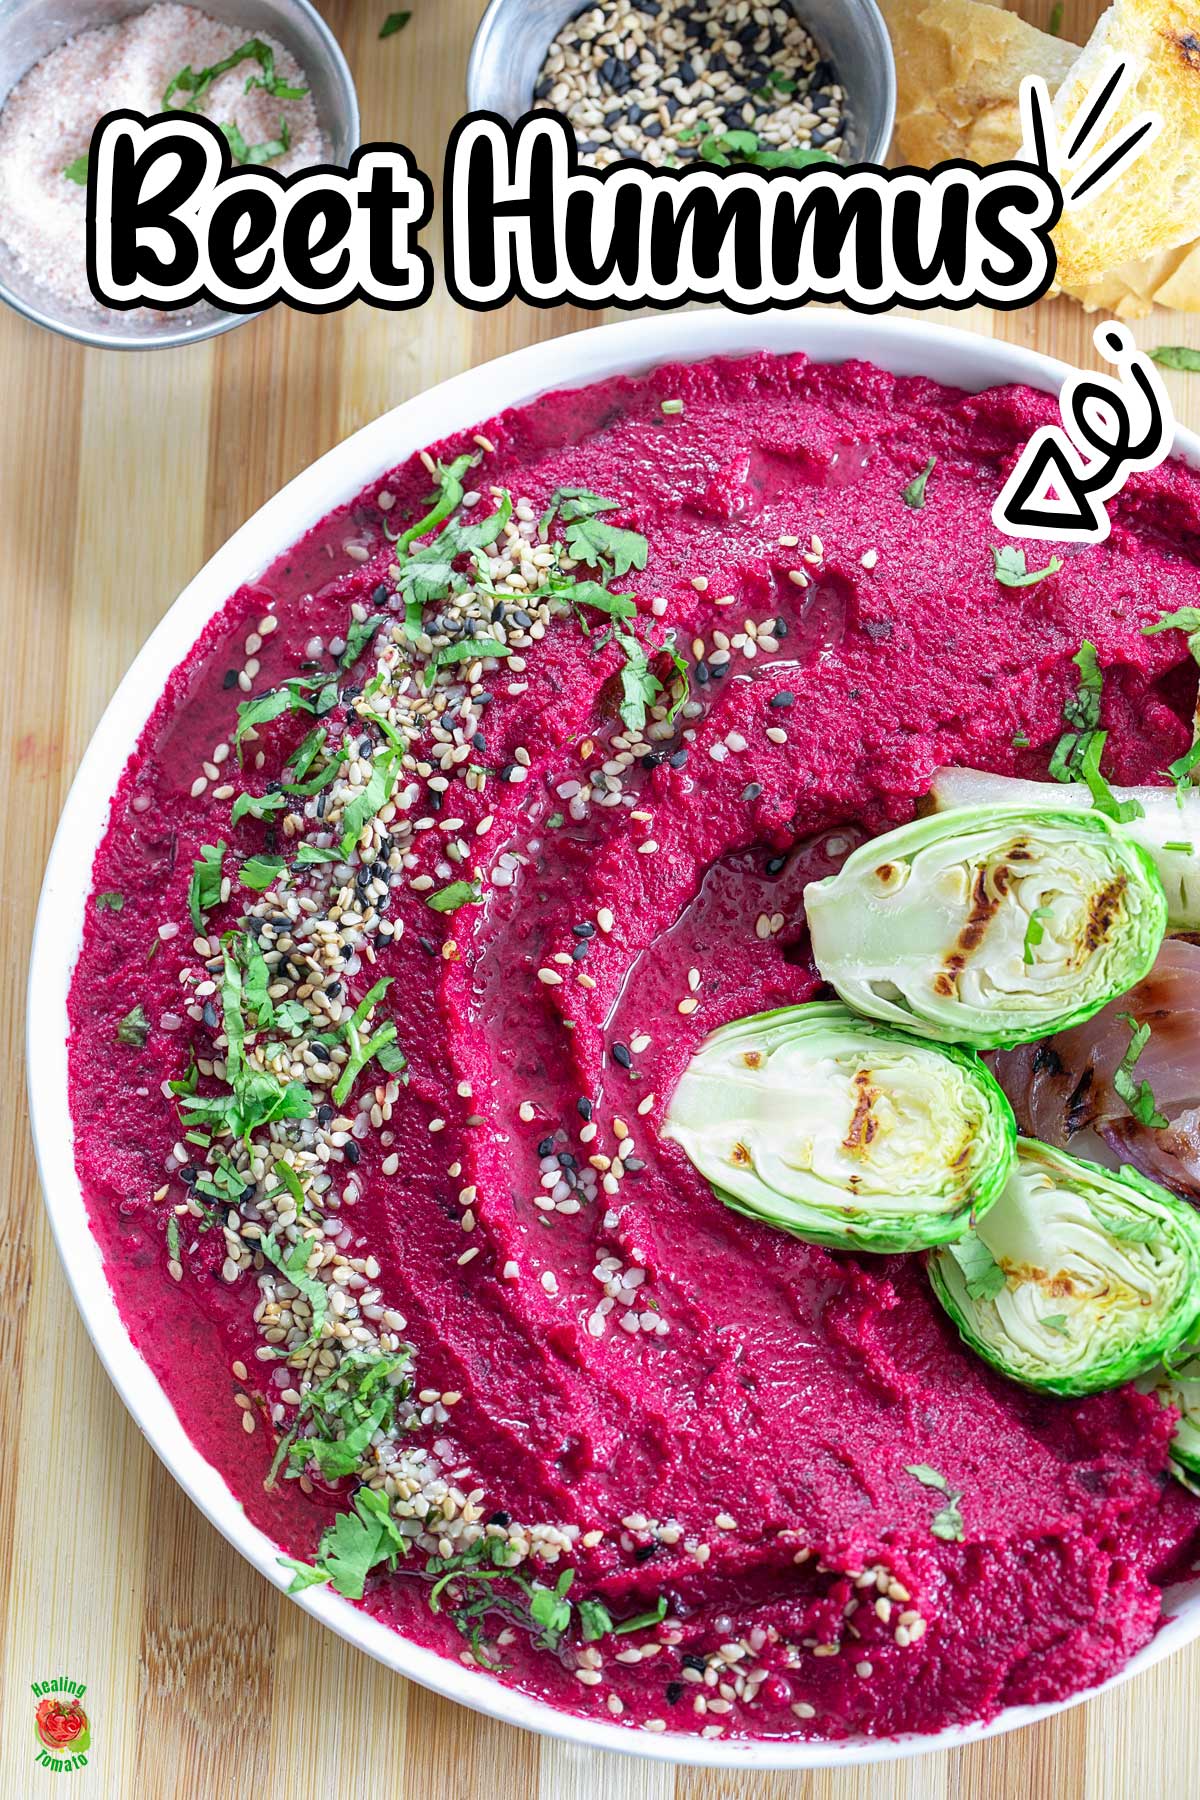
344, 1140, 360, 1165
317, 1103, 335, 1125
668, 748, 688, 768
372, 583, 389, 606
634, 1542, 656, 1562
742, 782, 763, 802
682, 1654, 706, 1673
666, 1681, 684, 1705
612, 1042, 633, 1069
538, 1135, 555, 1156
202, 1001, 218, 1030
488, 1509, 512, 1528
572, 920, 596, 938
771, 690, 795, 708
222, 669, 238, 689
577, 1096, 594, 1121
766, 854, 787, 875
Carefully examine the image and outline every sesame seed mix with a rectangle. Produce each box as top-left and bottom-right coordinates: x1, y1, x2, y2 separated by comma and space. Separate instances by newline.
535, 0, 849, 170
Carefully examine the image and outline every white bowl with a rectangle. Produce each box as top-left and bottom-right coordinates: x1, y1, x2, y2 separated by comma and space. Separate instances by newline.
28, 311, 1200, 1770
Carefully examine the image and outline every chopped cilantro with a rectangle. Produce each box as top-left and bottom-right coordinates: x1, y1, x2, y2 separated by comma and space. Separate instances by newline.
1113, 1013, 1169, 1128
63, 152, 89, 185
117, 1004, 150, 1047
578, 1598, 614, 1641
389, 453, 478, 554
613, 631, 661, 734
295, 842, 344, 867
1048, 0, 1064, 32
1078, 729, 1144, 824
992, 545, 1063, 587
904, 1463, 965, 1541
660, 399, 685, 417
240, 852, 286, 892
260, 1229, 329, 1349
1042, 1312, 1069, 1333
426, 638, 507, 686
947, 1232, 1006, 1301
235, 682, 317, 762
1168, 739, 1200, 796
1164, 841, 1195, 854
231, 790, 288, 825
1012, 732, 1030, 749
339, 748, 401, 858
564, 515, 649, 579
612, 1595, 669, 1634
427, 879, 482, 912
165, 38, 306, 111
220, 118, 291, 167
546, 812, 565, 829
166, 1216, 181, 1261
380, 11, 412, 37
339, 616, 382, 670
551, 577, 637, 625
280, 1485, 407, 1599
902, 455, 936, 510
188, 841, 226, 932
95, 891, 124, 912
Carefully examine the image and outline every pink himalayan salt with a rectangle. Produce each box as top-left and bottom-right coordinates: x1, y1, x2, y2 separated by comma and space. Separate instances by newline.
0, 3, 329, 315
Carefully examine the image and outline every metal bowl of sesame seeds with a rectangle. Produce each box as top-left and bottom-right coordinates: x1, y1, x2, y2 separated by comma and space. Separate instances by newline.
30, 310, 1200, 1768
467, 0, 895, 168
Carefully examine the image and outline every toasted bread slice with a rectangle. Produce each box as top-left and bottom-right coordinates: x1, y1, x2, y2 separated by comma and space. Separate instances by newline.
880, 0, 1078, 164
1053, 0, 1200, 287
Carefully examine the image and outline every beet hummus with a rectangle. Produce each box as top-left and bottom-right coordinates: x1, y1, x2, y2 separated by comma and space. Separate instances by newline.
67, 352, 1200, 1744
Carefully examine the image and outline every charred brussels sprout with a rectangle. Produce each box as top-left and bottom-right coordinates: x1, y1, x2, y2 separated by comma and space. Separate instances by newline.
929, 1140, 1200, 1396
804, 806, 1167, 1051
1138, 1346, 1200, 1481
662, 1002, 1016, 1253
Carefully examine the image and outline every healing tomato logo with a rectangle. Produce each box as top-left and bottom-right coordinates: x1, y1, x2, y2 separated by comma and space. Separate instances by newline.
34, 1696, 90, 1755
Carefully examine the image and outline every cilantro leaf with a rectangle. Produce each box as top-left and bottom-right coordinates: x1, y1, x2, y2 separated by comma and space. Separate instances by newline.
95, 891, 124, 912
260, 1229, 329, 1350
992, 546, 1063, 587
1149, 346, 1200, 373
612, 1595, 669, 1634
1113, 1013, 1169, 1128
565, 516, 649, 578
613, 631, 661, 734
220, 117, 291, 167
380, 11, 412, 37
339, 748, 401, 858
188, 841, 226, 932
1078, 729, 1144, 824
340, 617, 382, 670
427, 879, 482, 913
905, 1464, 965, 1541
231, 790, 288, 825
551, 577, 637, 624
240, 852, 286, 892
63, 152, 89, 185
117, 1004, 150, 1047
163, 37, 304, 109
282, 1485, 407, 1599
947, 1232, 1006, 1301
902, 456, 936, 510
295, 842, 344, 867
579, 1598, 614, 1641
389, 453, 477, 554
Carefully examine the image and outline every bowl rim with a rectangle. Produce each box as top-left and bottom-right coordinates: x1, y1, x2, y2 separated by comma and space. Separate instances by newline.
28, 309, 1200, 1769
465, 0, 897, 166
0, 0, 361, 351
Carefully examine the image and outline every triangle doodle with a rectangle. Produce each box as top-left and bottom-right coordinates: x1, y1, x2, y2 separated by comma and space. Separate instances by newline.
998, 434, 1106, 536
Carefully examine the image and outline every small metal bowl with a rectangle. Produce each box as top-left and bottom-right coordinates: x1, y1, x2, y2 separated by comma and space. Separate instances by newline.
468, 0, 895, 165
0, 0, 360, 351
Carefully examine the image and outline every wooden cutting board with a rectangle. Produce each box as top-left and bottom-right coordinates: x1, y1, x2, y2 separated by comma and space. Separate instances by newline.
2, 2, 1198, 1794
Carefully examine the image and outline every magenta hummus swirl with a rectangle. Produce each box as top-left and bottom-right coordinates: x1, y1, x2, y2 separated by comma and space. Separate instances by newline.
67, 352, 1200, 1742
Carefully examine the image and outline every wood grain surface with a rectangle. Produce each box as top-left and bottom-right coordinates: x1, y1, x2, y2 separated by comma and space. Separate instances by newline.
3, 2, 1199, 1794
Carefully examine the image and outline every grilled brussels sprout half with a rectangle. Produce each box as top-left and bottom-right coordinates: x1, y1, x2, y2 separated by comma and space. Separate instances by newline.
662, 1002, 1016, 1253
929, 1140, 1200, 1396
1137, 1346, 1200, 1481
804, 806, 1167, 1051
929, 765, 1200, 933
